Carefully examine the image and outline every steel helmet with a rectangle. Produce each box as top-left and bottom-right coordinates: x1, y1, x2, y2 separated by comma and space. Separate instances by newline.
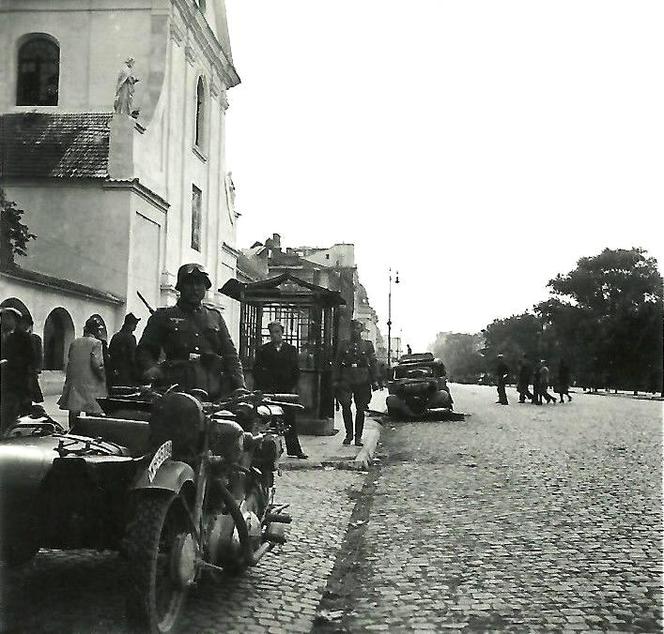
175, 263, 212, 292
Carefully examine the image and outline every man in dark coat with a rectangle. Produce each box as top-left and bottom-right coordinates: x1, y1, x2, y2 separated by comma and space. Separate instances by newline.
495, 354, 509, 405
333, 320, 379, 446
555, 359, 572, 403
253, 321, 307, 459
109, 313, 140, 386
20, 313, 44, 405
1, 308, 34, 433
517, 353, 534, 403
137, 263, 245, 399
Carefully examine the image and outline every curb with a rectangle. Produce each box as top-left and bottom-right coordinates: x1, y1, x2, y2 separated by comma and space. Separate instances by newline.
280, 417, 383, 472
353, 418, 382, 470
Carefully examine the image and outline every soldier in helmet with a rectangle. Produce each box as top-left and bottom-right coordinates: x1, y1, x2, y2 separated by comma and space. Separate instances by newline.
137, 263, 245, 399
333, 319, 380, 446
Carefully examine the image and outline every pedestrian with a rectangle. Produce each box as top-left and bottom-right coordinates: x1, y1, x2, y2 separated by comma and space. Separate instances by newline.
253, 321, 307, 459
333, 320, 380, 446
555, 359, 572, 403
58, 315, 109, 429
533, 361, 542, 404
109, 313, 140, 386
538, 359, 557, 404
20, 314, 44, 406
137, 263, 245, 398
495, 353, 509, 405
517, 353, 534, 403
0, 307, 34, 434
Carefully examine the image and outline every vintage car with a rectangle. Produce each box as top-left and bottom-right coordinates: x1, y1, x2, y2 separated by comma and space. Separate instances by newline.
386, 353, 464, 420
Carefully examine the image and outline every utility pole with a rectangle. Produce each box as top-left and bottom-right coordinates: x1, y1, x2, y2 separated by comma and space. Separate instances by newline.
387, 268, 399, 367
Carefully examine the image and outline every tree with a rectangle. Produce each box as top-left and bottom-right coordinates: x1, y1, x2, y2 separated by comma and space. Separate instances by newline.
481, 312, 546, 380
431, 332, 484, 383
536, 248, 663, 393
0, 188, 36, 267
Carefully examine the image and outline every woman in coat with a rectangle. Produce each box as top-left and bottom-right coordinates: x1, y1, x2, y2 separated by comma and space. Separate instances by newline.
58, 316, 108, 428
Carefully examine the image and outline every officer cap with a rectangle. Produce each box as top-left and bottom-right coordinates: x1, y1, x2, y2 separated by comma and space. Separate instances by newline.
176, 263, 212, 291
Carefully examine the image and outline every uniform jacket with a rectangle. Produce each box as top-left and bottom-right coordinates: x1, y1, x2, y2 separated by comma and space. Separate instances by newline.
253, 342, 300, 393
58, 336, 107, 413
333, 338, 378, 385
109, 329, 137, 385
137, 301, 245, 396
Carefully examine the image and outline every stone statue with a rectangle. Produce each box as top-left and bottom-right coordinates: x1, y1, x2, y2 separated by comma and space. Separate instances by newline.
226, 172, 236, 209
114, 58, 140, 116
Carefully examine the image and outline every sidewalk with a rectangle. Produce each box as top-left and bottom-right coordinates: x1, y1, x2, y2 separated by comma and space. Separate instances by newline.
281, 389, 387, 471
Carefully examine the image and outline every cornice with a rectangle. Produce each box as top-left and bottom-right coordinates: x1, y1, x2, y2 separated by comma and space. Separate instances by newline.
103, 178, 170, 213
169, 19, 185, 45
171, 0, 240, 88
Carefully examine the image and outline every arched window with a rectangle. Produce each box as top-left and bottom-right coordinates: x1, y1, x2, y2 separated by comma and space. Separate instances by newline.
194, 76, 205, 148
43, 307, 75, 370
16, 35, 60, 106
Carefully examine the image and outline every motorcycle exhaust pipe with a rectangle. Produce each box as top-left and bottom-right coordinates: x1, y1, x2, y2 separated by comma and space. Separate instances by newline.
249, 541, 275, 565
264, 512, 292, 524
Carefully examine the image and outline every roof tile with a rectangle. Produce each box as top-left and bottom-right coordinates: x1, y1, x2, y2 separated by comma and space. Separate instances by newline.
0, 112, 113, 179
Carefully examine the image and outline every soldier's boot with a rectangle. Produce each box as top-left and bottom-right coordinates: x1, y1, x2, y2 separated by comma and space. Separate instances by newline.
354, 409, 365, 446
342, 406, 354, 445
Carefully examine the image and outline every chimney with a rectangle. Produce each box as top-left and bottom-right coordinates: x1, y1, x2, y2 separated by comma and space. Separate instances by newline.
272, 233, 281, 250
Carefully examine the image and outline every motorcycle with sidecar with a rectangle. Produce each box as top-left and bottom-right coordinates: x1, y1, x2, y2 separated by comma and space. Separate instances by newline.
0, 385, 300, 633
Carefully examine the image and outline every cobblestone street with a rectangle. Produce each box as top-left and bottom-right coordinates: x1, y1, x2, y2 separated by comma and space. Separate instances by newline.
316, 384, 663, 633
1, 385, 662, 633
0, 469, 363, 633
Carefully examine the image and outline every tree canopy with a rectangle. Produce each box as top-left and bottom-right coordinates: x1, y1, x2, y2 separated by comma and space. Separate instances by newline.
430, 247, 663, 394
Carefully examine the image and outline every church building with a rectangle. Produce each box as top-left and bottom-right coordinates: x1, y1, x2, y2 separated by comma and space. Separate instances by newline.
0, 0, 241, 371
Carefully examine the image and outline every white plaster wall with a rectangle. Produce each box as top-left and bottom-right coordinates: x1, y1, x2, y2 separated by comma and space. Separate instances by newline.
0, 275, 121, 361
2, 182, 132, 298
0, 0, 155, 113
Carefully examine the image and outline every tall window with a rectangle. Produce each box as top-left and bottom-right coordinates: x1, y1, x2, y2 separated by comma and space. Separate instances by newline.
191, 185, 202, 251
16, 35, 60, 106
194, 77, 205, 148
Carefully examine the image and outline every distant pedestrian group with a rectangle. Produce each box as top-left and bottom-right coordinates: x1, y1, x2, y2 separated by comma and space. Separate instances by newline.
497, 353, 573, 405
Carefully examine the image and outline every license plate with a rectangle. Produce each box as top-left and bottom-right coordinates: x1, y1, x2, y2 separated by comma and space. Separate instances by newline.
148, 440, 172, 482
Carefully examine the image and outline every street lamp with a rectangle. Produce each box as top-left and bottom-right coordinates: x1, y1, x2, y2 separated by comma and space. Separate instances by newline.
387, 268, 399, 367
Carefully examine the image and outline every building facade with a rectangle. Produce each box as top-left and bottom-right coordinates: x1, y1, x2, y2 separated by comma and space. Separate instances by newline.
240, 234, 386, 356
0, 0, 241, 370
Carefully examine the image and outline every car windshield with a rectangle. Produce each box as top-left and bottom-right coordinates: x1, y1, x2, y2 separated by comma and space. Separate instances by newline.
394, 365, 434, 379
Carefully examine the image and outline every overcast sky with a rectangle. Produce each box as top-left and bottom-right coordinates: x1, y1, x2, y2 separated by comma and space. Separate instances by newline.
225, 1, 663, 351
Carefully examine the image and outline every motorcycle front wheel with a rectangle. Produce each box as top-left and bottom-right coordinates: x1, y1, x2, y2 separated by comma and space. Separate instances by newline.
125, 492, 191, 634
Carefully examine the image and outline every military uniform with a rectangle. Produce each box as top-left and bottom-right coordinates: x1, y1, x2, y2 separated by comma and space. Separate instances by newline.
138, 302, 245, 400
333, 337, 378, 443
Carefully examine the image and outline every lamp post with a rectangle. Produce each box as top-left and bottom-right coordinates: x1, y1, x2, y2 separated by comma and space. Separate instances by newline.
387, 268, 399, 366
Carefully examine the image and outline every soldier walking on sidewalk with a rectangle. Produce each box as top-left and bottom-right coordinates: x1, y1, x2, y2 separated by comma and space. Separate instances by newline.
333, 320, 380, 446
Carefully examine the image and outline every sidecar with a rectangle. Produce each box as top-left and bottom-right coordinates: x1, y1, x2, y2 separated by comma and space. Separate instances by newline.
386, 353, 464, 421
0, 395, 155, 567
